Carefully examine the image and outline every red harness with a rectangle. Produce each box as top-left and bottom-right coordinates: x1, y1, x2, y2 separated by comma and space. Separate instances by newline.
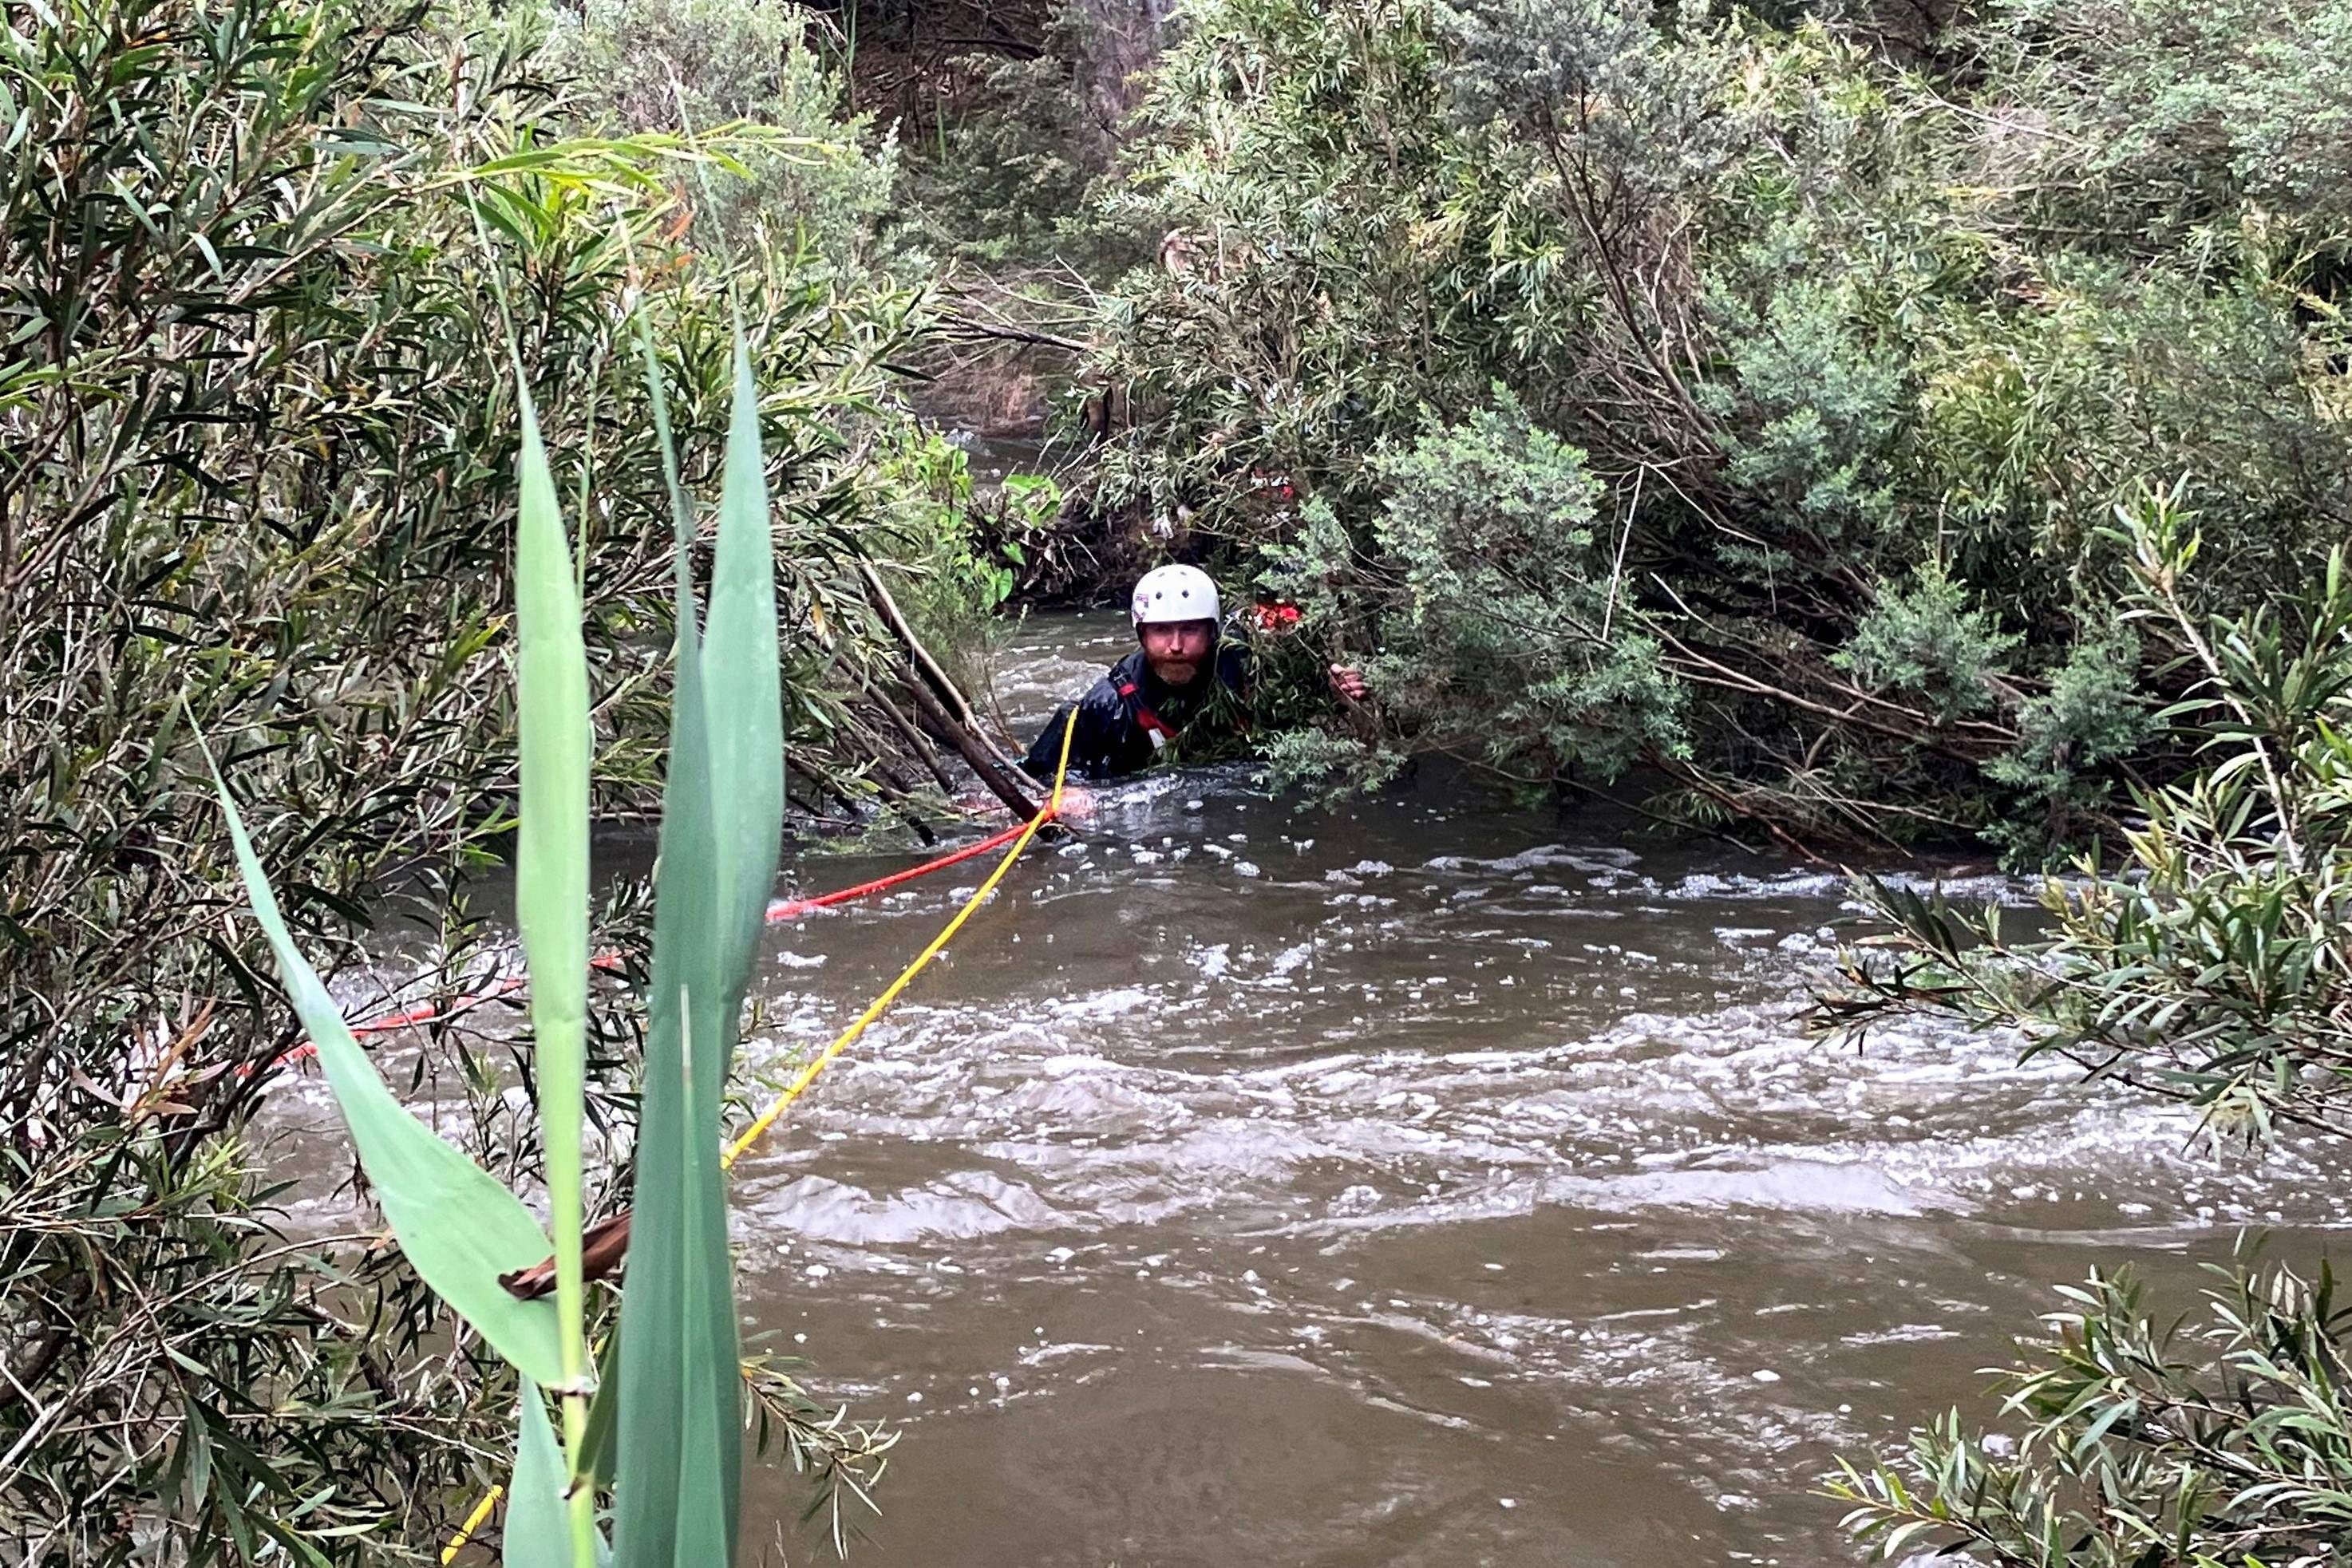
1116, 679, 1178, 750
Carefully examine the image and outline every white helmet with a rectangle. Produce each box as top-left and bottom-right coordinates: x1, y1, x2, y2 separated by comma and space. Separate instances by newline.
1131, 563, 1221, 627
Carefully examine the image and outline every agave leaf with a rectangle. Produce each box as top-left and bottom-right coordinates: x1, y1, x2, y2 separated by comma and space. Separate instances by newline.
512, 379, 592, 1389
204, 747, 562, 1386
502, 1383, 582, 1568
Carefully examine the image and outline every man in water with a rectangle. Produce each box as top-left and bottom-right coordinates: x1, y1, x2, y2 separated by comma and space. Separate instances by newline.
1021, 563, 1366, 785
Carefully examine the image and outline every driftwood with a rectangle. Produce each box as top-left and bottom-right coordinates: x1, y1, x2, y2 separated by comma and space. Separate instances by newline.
902, 676, 1046, 822
862, 678, 963, 798
857, 563, 1010, 762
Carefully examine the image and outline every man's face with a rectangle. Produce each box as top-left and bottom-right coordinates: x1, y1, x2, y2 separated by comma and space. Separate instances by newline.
1138, 618, 1216, 686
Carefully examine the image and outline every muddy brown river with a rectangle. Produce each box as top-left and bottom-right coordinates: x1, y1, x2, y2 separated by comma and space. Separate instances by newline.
291, 611, 2350, 1566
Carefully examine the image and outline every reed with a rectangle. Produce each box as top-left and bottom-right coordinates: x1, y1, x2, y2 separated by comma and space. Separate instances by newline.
208, 326, 783, 1566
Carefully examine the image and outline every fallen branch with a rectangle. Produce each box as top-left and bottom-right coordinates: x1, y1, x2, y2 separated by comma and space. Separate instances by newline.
902, 674, 1044, 822
858, 560, 1011, 762
861, 679, 962, 797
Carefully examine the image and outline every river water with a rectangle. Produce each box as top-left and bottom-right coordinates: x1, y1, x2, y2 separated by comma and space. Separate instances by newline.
297, 611, 2349, 1566
715, 612, 2347, 1566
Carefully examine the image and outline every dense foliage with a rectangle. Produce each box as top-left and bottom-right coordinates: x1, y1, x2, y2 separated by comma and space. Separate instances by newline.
1824, 500, 2352, 1143
1258, 389, 1686, 794
536, 0, 903, 276
0, 0, 947, 1552
1833, 1258, 2352, 1568
1818, 508, 2352, 1566
18, 0, 2352, 1557
1083, 0, 2352, 857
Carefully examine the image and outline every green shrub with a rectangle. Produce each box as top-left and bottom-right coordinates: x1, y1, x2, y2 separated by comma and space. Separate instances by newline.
0, 0, 931, 1552
1833, 561, 2021, 721
1261, 391, 1688, 791
1701, 259, 1907, 559
1982, 632, 2154, 859
1979, 0, 2352, 250
1832, 1256, 2352, 1568
1081, 0, 2352, 847
1820, 501, 2352, 1563
1826, 498, 2352, 1140
535, 0, 907, 279
1912, 258, 2352, 617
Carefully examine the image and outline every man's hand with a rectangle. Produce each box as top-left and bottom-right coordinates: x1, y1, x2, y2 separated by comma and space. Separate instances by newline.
1050, 783, 1096, 822
1328, 663, 1369, 701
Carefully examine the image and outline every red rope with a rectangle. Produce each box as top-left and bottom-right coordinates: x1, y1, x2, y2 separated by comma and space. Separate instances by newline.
255, 820, 1038, 1074
761, 818, 1031, 922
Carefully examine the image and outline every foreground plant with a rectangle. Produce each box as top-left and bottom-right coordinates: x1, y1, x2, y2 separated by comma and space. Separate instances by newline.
2, 0, 931, 1550
209, 330, 781, 1562
1829, 1258, 2352, 1568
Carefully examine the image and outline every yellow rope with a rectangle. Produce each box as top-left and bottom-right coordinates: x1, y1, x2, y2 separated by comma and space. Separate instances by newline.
441, 708, 1075, 1558
441, 1484, 504, 1564
723, 706, 1077, 1167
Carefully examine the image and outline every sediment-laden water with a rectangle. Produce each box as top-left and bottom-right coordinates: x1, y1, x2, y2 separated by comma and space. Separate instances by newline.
283, 610, 2350, 1567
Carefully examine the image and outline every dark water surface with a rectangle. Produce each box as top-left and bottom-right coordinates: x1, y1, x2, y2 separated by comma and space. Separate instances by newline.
299, 612, 2350, 1566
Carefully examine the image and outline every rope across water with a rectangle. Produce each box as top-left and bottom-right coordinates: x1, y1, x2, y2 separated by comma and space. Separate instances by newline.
722, 708, 1078, 1167
266, 755, 1050, 1076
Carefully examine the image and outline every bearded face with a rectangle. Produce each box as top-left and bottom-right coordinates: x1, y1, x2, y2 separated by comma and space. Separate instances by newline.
1139, 618, 1216, 687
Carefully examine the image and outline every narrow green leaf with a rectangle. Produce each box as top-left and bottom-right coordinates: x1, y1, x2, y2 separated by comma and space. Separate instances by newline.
512, 379, 592, 1394
701, 329, 785, 1030
683, 325, 789, 1550
610, 324, 780, 1566
204, 741, 563, 1387
673, 1040, 737, 1567
630, 314, 696, 563
182, 1396, 211, 1509
502, 1384, 579, 1568
612, 364, 737, 1566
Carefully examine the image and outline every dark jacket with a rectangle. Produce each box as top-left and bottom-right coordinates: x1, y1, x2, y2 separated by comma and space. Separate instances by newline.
1022, 643, 1251, 781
